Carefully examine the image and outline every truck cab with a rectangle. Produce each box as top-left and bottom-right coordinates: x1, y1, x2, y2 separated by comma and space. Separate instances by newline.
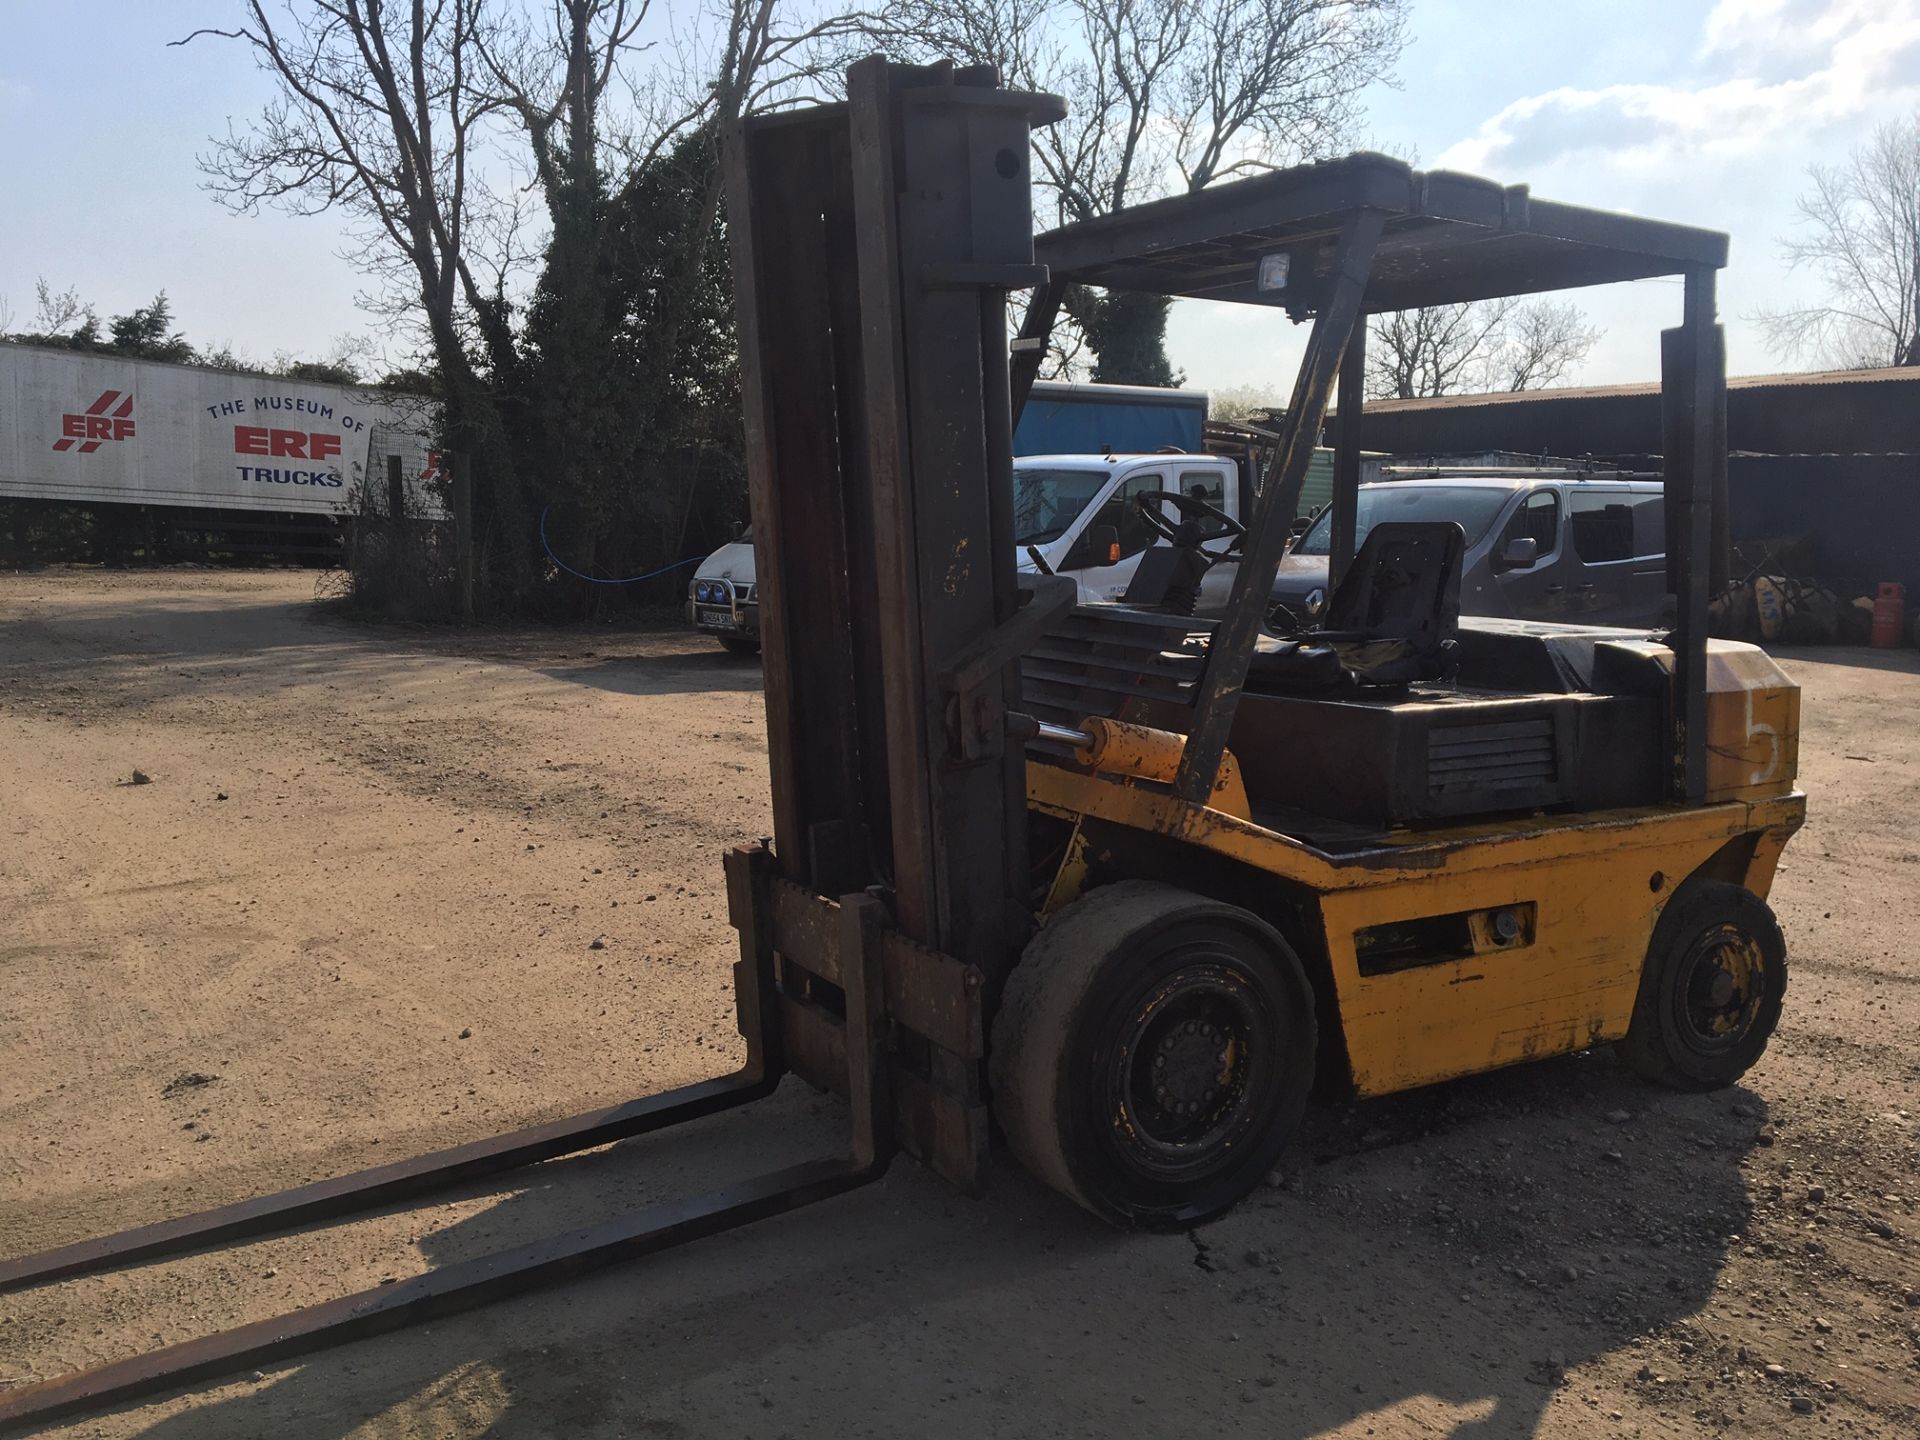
1014, 453, 1242, 606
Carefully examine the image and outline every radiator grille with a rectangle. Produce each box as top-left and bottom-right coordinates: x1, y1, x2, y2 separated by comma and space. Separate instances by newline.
1020, 606, 1210, 731
1427, 717, 1557, 797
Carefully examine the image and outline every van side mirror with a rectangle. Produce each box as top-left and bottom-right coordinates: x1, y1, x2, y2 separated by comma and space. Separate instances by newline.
732, 520, 745, 540
1498, 536, 1539, 570
1066, 523, 1121, 570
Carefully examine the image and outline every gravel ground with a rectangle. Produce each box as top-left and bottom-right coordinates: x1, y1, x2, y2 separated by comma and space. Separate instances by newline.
1, 567, 1915, 1440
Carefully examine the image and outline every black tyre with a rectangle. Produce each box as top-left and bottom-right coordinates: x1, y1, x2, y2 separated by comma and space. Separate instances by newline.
718, 636, 760, 657
1618, 879, 1787, 1091
990, 881, 1317, 1228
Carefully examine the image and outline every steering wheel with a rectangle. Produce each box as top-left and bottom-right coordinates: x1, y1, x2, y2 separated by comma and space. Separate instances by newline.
1132, 489, 1246, 547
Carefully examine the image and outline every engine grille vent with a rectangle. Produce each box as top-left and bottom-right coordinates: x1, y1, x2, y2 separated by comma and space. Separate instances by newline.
1428, 717, 1557, 797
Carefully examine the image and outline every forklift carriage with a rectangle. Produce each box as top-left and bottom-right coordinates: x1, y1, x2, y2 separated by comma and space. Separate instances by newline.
0, 56, 1803, 1431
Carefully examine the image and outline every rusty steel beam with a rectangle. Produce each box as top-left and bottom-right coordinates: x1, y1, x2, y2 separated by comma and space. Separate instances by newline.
1330, 323, 1366, 592
1173, 208, 1386, 805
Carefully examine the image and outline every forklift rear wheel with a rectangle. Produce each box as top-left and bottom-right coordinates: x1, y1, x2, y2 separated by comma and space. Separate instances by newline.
991, 881, 1316, 1229
1618, 879, 1787, 1091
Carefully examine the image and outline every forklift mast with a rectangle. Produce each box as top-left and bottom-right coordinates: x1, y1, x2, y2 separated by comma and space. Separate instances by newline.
722, 58, 1068, 1187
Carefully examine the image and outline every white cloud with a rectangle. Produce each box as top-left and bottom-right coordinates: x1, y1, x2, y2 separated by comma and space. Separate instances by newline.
1171, 0, 1920, 389
1437, 0, 1920, 177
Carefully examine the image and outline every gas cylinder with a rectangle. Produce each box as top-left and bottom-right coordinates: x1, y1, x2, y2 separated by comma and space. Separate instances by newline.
1870, 581, 1906, 648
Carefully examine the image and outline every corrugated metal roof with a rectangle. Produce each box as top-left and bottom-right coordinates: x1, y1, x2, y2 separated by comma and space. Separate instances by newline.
1354, 366, 1920, 415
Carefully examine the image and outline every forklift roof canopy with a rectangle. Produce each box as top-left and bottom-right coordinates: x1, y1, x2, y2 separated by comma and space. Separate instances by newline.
1033, 153, 1728, 313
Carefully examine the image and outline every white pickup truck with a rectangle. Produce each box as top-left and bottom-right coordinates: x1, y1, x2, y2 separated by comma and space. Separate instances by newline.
688, 452, 1244, 652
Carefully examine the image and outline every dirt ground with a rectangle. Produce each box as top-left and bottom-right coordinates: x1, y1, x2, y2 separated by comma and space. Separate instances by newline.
1, 567, 1915, 1440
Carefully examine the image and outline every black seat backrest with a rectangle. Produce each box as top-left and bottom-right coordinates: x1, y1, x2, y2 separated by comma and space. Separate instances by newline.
1119, 544, 1185, 607
1322, 521, 1465, 656
1119, 543, 1211, 612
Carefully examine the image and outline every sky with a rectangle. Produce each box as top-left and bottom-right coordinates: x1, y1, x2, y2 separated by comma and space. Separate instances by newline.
3, 0, 1918, 395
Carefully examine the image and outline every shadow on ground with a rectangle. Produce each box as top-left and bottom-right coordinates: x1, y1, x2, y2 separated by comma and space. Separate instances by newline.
0, 588, 767, 712
1771, 643, 1920, 676
94, 1047, 1762, 1440
535, 648, 763, 700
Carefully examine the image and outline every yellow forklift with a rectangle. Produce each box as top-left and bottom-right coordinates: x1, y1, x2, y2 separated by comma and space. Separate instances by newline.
0, 57, 1802, 1430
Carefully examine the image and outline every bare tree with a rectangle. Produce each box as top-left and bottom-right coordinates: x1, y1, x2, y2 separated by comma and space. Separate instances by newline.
868, 0, 1408, 379
1366, 299, 1515, 400
882, 0, 1408, 224
1366, 297, 1601, 400
30, 280, 97, 340
1493, 300, 1602, 391
1758, 115, 1920, 369
179, 1, 523, 388
1208, 381, 1284, 419
181, 1, 840, 383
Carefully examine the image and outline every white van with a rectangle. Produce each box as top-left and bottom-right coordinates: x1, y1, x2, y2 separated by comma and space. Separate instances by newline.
1011, 452, 1242, 604
688, 452, 1244, 652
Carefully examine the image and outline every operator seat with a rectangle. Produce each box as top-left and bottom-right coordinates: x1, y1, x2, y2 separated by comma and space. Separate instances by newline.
1119, 540, 1213, 615
1247, 521, 1465, 690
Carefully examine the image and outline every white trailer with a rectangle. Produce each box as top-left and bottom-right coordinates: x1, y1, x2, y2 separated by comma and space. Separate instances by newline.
0, 342, 439, 517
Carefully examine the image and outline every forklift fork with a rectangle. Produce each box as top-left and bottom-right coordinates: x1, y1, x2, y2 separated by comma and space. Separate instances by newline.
0, 854, 898, 1434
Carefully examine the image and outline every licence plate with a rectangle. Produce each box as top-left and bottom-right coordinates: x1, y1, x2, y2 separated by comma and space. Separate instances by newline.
696, 609, 733, 630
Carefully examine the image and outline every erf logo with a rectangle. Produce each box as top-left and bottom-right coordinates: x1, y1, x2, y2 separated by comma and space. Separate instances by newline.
234, 425, 344, 461
420, 450, 444, 484
53, 390, 136, 454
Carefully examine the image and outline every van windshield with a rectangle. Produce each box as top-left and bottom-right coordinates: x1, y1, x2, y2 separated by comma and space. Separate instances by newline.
1292, 484, 1512, 556
1014, 465, 1113, 545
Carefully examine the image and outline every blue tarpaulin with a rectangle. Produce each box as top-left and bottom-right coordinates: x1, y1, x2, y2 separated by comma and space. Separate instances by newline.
1015, 382, 1206, 456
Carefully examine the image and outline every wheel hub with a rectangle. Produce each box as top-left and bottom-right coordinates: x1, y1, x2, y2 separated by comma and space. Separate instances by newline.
1680, 924, 1765, 1046
1105, 961, 1270, 1173
1151, 1020, 1228, 1115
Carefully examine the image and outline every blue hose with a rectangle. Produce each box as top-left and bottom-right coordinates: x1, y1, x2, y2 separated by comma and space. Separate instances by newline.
539, 506, 706, 585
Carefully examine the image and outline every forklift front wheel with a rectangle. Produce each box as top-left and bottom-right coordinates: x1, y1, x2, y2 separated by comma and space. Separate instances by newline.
1618, 879, 1787, 1092
990, 881, 1316, 1229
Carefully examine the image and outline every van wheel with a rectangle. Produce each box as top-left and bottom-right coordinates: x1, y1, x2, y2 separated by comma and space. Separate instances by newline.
990, 881, 1316, 1229
718, 636, 760, 657
1618, 880, 1787, 1091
